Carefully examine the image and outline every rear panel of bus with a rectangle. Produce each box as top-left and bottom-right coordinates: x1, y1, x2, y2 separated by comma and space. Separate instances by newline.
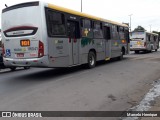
1, 1, 49, 67
130, 32, 147, 51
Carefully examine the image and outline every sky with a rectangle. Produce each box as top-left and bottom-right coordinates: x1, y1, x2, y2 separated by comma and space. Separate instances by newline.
1, 0, 160, 32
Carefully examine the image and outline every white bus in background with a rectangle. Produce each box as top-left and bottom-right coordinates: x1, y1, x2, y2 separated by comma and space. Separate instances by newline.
0, 30, 2, 53
0, 29, 1, 45
1, 1, 129, 69
130, 31, 159, 53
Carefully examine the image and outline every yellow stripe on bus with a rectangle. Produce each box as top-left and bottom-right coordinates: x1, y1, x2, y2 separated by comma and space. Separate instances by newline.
47, 3, 128, 27
48, 3, 100, 21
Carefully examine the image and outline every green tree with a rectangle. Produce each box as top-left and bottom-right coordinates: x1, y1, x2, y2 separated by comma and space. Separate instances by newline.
152, 31, 160, 41
133, 26, 146, 32
152, 31, 160, 35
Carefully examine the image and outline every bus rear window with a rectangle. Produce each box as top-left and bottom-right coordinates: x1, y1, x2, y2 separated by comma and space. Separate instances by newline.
4, 26, 38, 37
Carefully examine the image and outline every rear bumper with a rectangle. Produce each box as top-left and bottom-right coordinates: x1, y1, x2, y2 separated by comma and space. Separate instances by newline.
130, 47, 147, 51
3, 56, 49, 67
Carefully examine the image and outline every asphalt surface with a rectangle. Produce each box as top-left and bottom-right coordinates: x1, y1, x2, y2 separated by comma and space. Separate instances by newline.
0, 50, 160, 120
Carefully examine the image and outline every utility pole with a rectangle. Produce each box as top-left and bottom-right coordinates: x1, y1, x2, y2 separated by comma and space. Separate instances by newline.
81, 0, 82, 12
128, 14, 133, 33
149, 25, 152, 32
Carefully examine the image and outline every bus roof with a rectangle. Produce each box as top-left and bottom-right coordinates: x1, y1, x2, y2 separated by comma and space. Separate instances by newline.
146, 32, 158, 36
132, 31, 159, 36
47, 3, 128, 27
2, 1, 128, 28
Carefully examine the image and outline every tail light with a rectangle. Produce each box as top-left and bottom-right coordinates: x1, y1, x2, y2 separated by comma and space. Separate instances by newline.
144, 42, 146, 47
69, 38, 71, 43
121, 40, 126, 44
2, 43, 5, 57
38, 41, 44, 58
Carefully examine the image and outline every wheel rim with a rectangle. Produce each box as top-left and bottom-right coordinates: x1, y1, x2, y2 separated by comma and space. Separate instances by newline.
89, 55, 95, 66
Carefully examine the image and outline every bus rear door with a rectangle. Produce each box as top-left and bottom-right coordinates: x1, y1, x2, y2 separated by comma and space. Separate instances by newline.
67, 20, 80, 65
104, 26, 111, 58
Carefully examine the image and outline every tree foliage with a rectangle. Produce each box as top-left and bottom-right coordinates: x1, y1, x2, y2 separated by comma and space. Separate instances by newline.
152, 31, 160, 35
133, 26, 146, 32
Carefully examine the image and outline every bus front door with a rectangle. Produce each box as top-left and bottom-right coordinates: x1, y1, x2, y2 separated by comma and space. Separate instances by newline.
67, 21, 80, 65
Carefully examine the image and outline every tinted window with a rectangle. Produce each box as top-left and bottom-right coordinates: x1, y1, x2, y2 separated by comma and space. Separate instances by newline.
117, 26, 119, 32
112, 25, 118, 39
83, 19, 91, 28
81, 19, 93, 38
119, 26, 125, 39
46, 9, 66, 36
119, 27, 124, 32
147, 34, 151, 41
67, 21, 80, 39
124, 29, 130, 43
154, 36, 157, 41
93, 21, 103, 38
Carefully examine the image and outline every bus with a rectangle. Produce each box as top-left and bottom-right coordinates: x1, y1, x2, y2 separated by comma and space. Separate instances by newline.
0, 29, 1, 47
130, 31, 159, 53
1, 1, 129, 69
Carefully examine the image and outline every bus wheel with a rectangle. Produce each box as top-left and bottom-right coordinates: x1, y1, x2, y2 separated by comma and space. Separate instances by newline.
118, 51, 123, 60
155, 49, 157, 52
10, 67, 16, 71
135, 50, 139, 54
87, 51, 96, 69
24, 67, 30, 69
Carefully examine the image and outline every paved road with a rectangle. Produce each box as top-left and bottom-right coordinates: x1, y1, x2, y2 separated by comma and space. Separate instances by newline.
0, 50, 160, 120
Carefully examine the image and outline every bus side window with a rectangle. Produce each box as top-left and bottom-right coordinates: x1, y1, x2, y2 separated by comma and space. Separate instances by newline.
117, 26, 120, 32
148, 35, 150, 41
46, 9, 66, 36
93, 21, 103, 38
119, 26, 125, 39
81, 19, 93, 38
67, 22, 73, 37
67, 21, 80, 39
112, 25, 118, 39
124, 28, 129, 43
154, 36, 156, 41
150, 35, 153, 42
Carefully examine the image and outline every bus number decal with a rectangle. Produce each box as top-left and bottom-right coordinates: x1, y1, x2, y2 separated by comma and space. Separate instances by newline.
20, 40, 30, 47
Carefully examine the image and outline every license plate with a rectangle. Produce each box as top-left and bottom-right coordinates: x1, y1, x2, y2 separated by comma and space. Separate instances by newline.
17, 53, 24, 57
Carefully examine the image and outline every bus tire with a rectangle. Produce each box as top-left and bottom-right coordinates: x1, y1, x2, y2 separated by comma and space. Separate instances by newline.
135, 50, 139, 54
155, 49, 157, 52
24, 66, 30, 69
87, 51, 96, 69
118, 51, 123, 60
10, 67, 16, 71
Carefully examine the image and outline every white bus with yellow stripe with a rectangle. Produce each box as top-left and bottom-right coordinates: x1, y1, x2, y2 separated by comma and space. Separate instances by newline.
1, 1, 129, 68
130, 31, 159, 53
